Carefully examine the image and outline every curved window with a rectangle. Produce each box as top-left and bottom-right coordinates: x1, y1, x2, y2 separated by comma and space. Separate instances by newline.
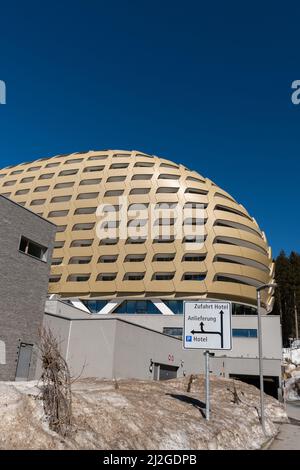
186, 176, 205, 184
99, 238, 119, 245
185, 188, 208, 195
67, 274, 90, 282
156, 187, 179, 194
213, 236, 267, 255
123, 272, 145, 281
213, 255, 269, 273
69, 256, 92, 264
182, 254, 206, 262
70, 239, 93, 247
27, 166, 41, 172
132, 174, 152, 180
152, 272, 175, 280
126, 237, 146, 244
59, 169, 78, 176
51, 195, 72, 203
158, 174, 180, 180
72, 223, 95, 231
16, 189, 29, 195
30, 199, 46, 206
182, 273, 206, 281
83, 166, 104, 173
125, 254, 146, 262
34, 185, 50, 192
96, 273, 117, 281
88, 155, 108, 161
65, 158, 83, 164
153, 253, 175, 262
107, 175, 126, 182
45, 162, 60, 168
104, 190, 124, 197
48, 210, 68, 217
77, 192, 98, 200
134, 162, 154, 168
54, 182, 74, 189
98, 255, 118, 263
110, 163, 129, 169
130, 188, 150, 195
213, 274, 261, 288
74, 207, 97, 215
79, 178, 101, 186
214, 219, 261, 237
214, 204, 251, 220
39, 173, 54, 180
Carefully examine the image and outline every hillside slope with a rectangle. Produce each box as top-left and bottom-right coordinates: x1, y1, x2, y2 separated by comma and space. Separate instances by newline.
0, 375, 287, 450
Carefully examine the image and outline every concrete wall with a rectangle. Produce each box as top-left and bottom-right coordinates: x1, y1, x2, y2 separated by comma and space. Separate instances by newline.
101, 312, 282, 360
42, 310, 204, 380
0, 196, 56, 380
42, 301, 281, 385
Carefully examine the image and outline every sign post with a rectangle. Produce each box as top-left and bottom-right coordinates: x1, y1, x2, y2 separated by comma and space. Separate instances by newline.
183, 301, 232, 421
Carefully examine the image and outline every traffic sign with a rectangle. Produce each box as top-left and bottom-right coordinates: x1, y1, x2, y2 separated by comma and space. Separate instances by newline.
183, 301, 232, 350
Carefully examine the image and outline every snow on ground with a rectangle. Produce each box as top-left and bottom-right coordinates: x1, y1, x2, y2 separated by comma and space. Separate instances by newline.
0, 375, 287, 450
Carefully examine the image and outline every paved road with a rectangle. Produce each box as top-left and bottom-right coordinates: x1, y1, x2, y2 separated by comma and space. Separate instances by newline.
269, 401, 300, 450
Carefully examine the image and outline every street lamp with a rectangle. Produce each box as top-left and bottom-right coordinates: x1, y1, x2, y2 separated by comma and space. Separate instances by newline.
256, 282, 277, 435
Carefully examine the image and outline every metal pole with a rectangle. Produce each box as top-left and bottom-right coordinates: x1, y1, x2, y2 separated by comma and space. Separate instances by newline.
257, 289, 266, 435
205, 350, 210, 421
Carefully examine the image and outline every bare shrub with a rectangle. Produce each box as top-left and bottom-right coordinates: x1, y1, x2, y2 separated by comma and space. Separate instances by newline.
38, 327, 72, 437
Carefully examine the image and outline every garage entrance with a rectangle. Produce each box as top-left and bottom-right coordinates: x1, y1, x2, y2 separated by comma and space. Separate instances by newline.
153, 363, 178, 381
229, 374, 280, 398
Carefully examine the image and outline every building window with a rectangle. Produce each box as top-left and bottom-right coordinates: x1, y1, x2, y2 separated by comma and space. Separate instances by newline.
74, 207, 97, 215
98, 255, 118, 263
124, 254, 146, 262
70, 239, 93, 247
81, 299, 108, 313
83, 165, 104, 173
114, 300, 161, 315
182, 254, 206, 262
232, 303, 257, 315
96, 273, 117, 281
153, 253, 175, 262
182, 273, 206, 281
69, 256, 92, 264
59, 169, 79, 176
67, 274, 90, 282
232, 329, 257, 338
79, 178, 102, 186
123, 272, 145, 281
163, 327, 183, 338
163, 300, 183, 315
19, 236, 48, 261
130, 188, 150, 195
152, 272, 175, 280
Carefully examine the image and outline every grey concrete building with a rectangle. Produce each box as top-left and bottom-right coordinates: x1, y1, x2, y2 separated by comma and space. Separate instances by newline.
43, 299, 282, 396
0, 195, 56, 381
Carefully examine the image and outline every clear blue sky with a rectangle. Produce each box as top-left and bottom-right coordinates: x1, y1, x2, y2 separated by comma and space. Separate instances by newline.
0, 1, 299, 257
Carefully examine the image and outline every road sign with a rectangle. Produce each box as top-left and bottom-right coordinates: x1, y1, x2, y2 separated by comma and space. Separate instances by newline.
183, 301, 232, 350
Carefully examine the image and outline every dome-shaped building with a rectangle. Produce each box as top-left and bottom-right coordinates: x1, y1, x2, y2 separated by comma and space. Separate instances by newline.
0, 150, 274, 315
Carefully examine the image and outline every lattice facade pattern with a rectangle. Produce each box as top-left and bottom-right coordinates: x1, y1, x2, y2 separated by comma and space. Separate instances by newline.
0, 150, 274, 309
